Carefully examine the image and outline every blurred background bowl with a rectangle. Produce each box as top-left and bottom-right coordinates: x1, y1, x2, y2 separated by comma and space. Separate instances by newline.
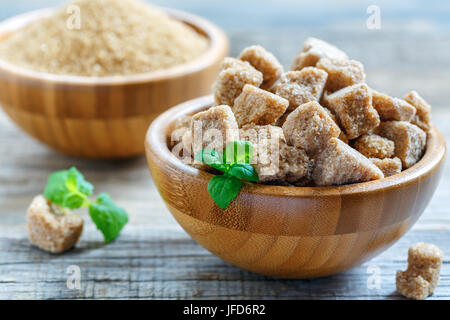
145, 96, 446, 279
0, 8, 228, 159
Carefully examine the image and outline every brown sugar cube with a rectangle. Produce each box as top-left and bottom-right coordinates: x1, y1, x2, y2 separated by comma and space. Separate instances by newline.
239, 124, 285, 162
219, 57, 249, 70
274, 111, 290, 127
233, 84, 289, 127
403, 91, 432, 132
372, 90, 416, 122
370, 157, 402, 177
26, 195, 83, 254
354, 134, 395, 159
282, 101, 341, 155
396, 243, 443, 300
169, 115, 192, 148
213, 57, 263, 106
378, 121, 426, 169
173, 115, 192, 130
316, 57, 365, 92
191, 105, 239, 158
240, 124, 311, 185
324, 83, 380, 139
170, 128, 197, 166
257, 143, 311, 185
277, 143, 312, 185
239, 45, 283, 90
339, 131, 349, 144
240, 123, 285, 169
312, 138, 384, 186
291, 37, 348, 71
273, 67, 328, 112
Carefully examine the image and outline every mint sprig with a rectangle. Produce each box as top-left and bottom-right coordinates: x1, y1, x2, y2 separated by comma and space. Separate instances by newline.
195, 141, 259, 210
44, 167, 93, 209
44, 167, 128, 243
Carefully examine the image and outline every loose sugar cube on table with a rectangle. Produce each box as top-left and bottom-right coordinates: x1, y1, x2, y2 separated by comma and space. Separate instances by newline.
27, 195, 84, 254
354, 134, 395, 159
316, 57, 365, 92
378, 121, 426, 169
233, 84, 288, 127
370, 157, 402, 177
191, 105, 239, 155
291, 37, 348, 71
396, 243, 443, 300
324, 83, 380, 139
312, 138, 384, 186
239, 45, 283, 90
403, 91, 432, 132
282, 101, 341, 155
372, 90, 416, 122
213, 57, 263, 106
273, 67, 327, 112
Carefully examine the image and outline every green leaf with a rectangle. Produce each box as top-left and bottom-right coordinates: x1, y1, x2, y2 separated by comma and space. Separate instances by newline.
89, 193, 129, 243
207, 176, 242, 210
228, 163, 259, 182
62, 193, 85, 209
44, 167, 93, 209
66, 167, 94, 196
224, 141, 253, 164
194, 149, 228, 172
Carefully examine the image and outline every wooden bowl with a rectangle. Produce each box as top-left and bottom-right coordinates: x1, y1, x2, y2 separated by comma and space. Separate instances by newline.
145, 95, 446, 279
0, 8, 228, 159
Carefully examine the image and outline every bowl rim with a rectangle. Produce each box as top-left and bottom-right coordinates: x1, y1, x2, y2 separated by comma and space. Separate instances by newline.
0, 7, 228, 86
145, 95, 446, 197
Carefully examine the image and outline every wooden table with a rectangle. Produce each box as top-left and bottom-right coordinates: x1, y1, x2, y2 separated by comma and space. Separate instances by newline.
0, 0, 449, 300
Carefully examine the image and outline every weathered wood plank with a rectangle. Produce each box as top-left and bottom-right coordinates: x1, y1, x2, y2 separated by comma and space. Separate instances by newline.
0, 228, 449, 300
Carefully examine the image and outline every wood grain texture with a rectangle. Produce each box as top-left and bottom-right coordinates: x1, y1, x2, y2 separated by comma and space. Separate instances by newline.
1, 0, 450, 299
0, 8, 228, 159
145, 96, 446, 279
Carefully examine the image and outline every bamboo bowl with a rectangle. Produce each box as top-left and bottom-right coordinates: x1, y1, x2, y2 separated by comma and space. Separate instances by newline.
0, 8, 228, 159
145, 96, 446, 279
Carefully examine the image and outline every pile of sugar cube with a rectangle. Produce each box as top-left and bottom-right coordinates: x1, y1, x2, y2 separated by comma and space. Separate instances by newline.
171, 38, 432, 186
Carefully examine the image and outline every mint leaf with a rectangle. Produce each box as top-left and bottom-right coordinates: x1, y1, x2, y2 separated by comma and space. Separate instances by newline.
195, 149, 228, 172
228, 163, 259, 182
66, 167, 93, 196
225, 141, 253, 164
44, 167, 93, 209
62, 193, 85, 209
89, 193, 129, 243
207, 175, 242, 210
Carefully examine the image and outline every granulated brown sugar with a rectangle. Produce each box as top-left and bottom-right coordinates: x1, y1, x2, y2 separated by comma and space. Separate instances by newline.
0, 0, 209, 76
